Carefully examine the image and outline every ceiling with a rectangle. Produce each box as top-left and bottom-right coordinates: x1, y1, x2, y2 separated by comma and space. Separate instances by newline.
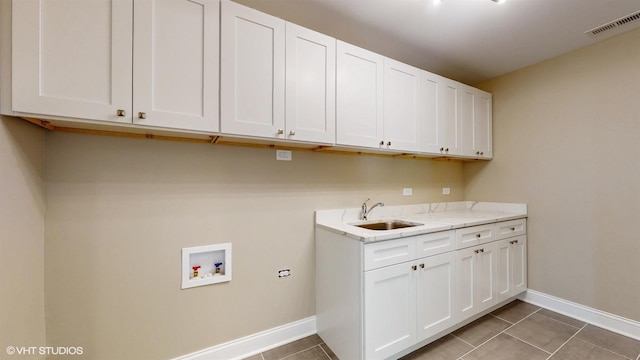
232, 0, 640, 85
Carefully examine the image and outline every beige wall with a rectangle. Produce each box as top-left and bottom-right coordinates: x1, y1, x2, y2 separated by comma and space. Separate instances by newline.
466, 28, 640, 321
0, 116, 46, 358
44, 132, 464, 359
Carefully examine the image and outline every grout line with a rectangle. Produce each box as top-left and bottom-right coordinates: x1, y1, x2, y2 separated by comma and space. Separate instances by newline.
544, 323, 587, 360
504, 332, 552, 354
573, 327, 638, 360
318, 344, 332, 360
279, 345, 323, 360
535, 311, 583, 330
489, 313, 515, 325
457, 308, 545, 360
451, 333, 476, 348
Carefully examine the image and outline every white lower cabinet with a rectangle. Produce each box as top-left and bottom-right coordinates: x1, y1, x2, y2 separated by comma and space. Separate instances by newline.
365, 262, 417, 360
496, 235, 527, 303
316, 219, 526, 360
456, 242, 497, 319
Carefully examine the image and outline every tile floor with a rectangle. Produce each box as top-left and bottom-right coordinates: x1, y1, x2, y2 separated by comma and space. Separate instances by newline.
242, 300, 640, 360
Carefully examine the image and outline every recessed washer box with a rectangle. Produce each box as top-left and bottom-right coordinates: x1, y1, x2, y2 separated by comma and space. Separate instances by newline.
181, 243, 232, 289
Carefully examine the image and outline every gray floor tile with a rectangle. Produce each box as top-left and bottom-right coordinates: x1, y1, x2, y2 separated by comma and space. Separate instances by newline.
242, 354, 263, 360
453, 315, 511, 346
537, 308, 586, 329
549, 338, 630, 360
491, 300, 541, 324
262, 335, 324, 360
505, 312, 580, 353
400, 334, 474, 360
576, 325, 640, 359
281, 346, 330, 360
319, 344, 338, 360
462, 333, 549, 360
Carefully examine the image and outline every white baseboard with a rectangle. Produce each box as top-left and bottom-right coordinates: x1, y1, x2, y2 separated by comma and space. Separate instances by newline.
172, 316, 317, 360
519, 289, 640, 341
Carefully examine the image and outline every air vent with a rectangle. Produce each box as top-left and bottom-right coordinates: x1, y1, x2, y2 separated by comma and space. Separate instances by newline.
585, 10, 640, 37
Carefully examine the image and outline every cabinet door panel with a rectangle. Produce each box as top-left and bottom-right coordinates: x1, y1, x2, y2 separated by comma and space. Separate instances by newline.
475, 91, 492, 158
419, 71, 442, 153
134, 0, 219, 132
365, 263, 416, 360
496, 239, 512, 303
456, 247, 476, 318
285, 23, 335, 143
336, 41, 384, 148
417, 252, 457, 342
476, 242, 497, 312
12, 0, 132, 122
439, 79, 461, 155
383, 58, 420, 151
511, 236, 527, 295
221, 0, 285, 137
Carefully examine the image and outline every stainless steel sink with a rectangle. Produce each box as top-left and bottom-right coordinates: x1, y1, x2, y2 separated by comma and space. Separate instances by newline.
352, 220, 423, 231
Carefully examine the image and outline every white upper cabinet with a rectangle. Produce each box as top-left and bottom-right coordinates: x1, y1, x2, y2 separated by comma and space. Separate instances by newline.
133, 0, 219, 132
221, 2, 335, 144
383, 58, 420, 152
419, 71, 462, 156
336, 41, 384, 148
12, 0, 219, 132
220, 0, 286, 138
12, 0, 133, 123
460, 85, 493, 159
285, 23, 336, 144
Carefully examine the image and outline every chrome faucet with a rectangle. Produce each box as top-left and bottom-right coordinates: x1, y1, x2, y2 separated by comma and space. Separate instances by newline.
361, 198, 384, 220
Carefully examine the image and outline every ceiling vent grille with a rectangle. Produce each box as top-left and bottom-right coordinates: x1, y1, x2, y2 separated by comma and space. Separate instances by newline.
585, 10, 640, 37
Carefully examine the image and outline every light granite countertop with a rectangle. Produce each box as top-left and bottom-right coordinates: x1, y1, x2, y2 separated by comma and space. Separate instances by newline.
315, 201, 527, 242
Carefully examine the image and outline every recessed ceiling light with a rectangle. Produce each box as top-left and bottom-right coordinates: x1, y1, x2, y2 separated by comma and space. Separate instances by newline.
491, 0, 507, 3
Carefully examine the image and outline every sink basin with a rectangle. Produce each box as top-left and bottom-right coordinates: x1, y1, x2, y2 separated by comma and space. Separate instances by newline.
352, 220, 423, 231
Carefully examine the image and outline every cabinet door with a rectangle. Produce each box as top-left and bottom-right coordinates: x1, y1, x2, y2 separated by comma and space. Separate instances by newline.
285, 23, 336, 144
456, 246, 477, 318
383, 58, 420, 151
12, 0, 133, 123
416, 252, 457, 342
457, 242, 497, 317
336, 41, 384, 148
419, 71, 443, 154
510, 236, 527, 295
364, 263, 416, 360
496, 239, 512, 303
221, 0, 285, 138
133, 0, 219, 132
438, 78, 461, 155
460, 86, 492, 159
476, 241, 497, 313
459, 85, 476, 157
475, 90, 493, 158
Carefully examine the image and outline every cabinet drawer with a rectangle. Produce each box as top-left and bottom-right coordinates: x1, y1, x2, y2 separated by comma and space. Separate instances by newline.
495, 219, 526, 240
364, 238, 416, 271
455, 223, 495, 249
416, 230, 455, 258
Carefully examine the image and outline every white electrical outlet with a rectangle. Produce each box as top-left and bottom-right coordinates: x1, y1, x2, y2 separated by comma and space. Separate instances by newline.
403, 188, 413, 196
278, 269, 291, 278
276, 150, 292, 161
442, 187, 451, 195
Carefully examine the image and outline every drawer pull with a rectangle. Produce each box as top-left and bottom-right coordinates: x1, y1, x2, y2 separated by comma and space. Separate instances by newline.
412, 265, 417, 271
138, 112, 146, 119
476, 234, 481, 238
117, 109, 126, 117
474, 248, 485, 254
510, 227, 516, 231
510, 240, 519, 245
419, 263, 425, 269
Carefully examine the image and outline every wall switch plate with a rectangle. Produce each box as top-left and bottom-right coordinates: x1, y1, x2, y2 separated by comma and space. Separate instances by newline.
278, 269, 291, 278
276, 150, 292, 161
403, 188, 413, 196
442, 187, 451, 195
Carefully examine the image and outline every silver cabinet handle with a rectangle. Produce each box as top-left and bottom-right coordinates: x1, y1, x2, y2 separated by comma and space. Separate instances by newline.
138, 112, 146, 119
117, 109, 126, 117
277, 129, 284, 135
289, 130, 296, 136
